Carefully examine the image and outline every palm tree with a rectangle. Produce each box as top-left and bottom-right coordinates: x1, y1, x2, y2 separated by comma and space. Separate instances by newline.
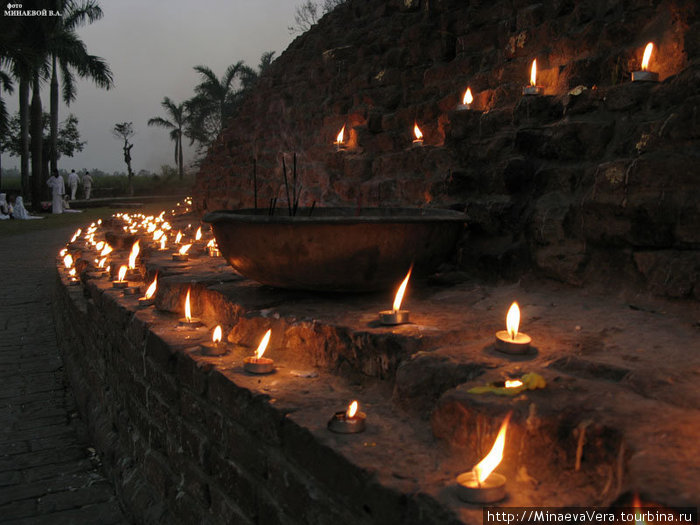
148, 97, 187, 180
0, 69, 13, 188
1, 15, 40, 199
48, 0, 113, 176
185, 62, 248, 151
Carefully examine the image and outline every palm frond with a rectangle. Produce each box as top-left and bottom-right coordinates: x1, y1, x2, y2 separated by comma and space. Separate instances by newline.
147, 116, 175, 130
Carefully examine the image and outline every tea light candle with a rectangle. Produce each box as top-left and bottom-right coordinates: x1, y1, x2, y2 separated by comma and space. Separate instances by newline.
632, 42, 659, 82
328, 400, 366, 434
379, 268, 412, 325
334, 124, 347, 151
172, 244, 192, 262
456, 412, 510, 504
457, 87, 473, 110
112, 265, 129, 289
178, 288, 203, 328
456, 471, 506, 504
412, 123, 424, 147
495, 302, 531, 354
243, 329, 274, 374
200, 325, 229, 356
138, 275, 157, 307
522, 59, 544, 95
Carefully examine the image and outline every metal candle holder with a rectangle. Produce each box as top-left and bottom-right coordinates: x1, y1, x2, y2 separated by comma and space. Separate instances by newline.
243, 356, 274, 374
379, 309, 410, 325
631, 70, 659, 82
522, 85, 543, 95
495, 331, 531, 354
327, 411, 366, 434
455, 471, 506, 503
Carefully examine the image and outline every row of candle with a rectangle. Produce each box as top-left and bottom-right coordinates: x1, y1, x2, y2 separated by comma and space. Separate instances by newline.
334, 42, 661, 149
60, 208, 527, 505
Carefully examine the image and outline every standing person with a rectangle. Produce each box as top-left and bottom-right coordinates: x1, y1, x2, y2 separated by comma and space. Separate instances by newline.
0, 193, 10, 219
47, 170, 65, 214
68, 169, 80, 200
83, 171, 93, 200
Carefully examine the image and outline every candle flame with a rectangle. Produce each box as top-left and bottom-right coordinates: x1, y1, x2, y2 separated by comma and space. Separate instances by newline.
185, 288, 192, 321
413, 123, 423, 140
346, 400, 358, 418
463, 87, 473, 105
100, 244, 113, 257
506, 302, 520, 340
336, 125, 345, 144
633, 494, 647, 525
392, 267, 412, 312
147, 223, 156, 233
160, 236, 167, 250
118, 265, 127, 282
255, 329, 272, 359
143, 274, 157, 299
63, 254, 73, 268
206, 239, 215, 248
212, 325, 222, 343
472, 412, 511, 484
195, 227, 202, 241
98, 257, 107, 268
153, 229, 163, 241
71, 229, 81, 242
95, 241, 104, 251
505, 379, 523, 388
178, 243, 192, 255
128, 241, 140, 270
69, 268, 76, 277
175, 231, 183, 244
60, 248, 67, 257
641, 42, 653, 71
530, 59, 537, 86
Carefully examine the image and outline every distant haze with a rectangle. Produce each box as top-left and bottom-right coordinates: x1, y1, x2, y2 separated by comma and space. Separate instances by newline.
1, 0, 298, 174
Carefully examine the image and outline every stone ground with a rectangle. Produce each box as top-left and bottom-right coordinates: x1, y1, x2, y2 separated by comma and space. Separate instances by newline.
0, 226, 127, 524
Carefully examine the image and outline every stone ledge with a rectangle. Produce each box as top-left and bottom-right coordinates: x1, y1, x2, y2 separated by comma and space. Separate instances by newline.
55, 229, 700, 522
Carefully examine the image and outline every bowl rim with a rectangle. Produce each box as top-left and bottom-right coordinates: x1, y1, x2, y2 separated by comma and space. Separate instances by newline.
203, 207, 466, 225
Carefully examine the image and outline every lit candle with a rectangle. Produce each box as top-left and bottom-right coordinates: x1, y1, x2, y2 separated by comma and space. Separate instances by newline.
456, 412, 510, 503
495, 302, 532, 354
334, 124, 347, 151
172, 243, 192, 261
243, 329, 274, 374
138, 274, 157, 307
379, 268, 412, 325
327, 400, 366, 434
200, 325, 229, 356
206, 239, 221, 257
178, 288, 203, 328
632, 42, 659, 82
412, 123, 424, 147
112, 265, 129, 289
458, 87, 474, 110
522, 58, 544, 95
126, 240, 141, 280
195, 226, 202, 241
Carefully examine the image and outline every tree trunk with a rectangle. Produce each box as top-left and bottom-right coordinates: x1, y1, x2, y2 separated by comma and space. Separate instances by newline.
178, 132, 183, 180
19, 78, 30, 199
49, 55, 59, 175
30, 74, 43, 212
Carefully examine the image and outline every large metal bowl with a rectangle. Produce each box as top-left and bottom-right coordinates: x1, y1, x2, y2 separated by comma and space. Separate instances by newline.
203, 207, 465, 292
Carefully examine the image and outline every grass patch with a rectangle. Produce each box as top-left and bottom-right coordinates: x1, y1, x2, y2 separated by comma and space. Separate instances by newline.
0, 199, 180, 238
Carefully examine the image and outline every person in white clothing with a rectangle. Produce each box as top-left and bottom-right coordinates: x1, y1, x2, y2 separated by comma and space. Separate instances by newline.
83, 171, 93, 200
12, 196, 43, 219
0, 193, 10, 219
68, 169, 80, 200
47, 170, 65, 214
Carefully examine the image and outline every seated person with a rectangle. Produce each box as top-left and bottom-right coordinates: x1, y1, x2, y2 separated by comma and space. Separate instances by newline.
12, 195, 44, 220
0, 193, 10, 219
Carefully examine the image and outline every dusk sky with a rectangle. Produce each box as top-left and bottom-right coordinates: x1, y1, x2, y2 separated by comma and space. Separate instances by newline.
2, 0, 299, 174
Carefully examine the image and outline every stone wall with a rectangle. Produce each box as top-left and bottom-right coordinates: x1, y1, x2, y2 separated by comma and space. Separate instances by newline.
52, 272, 461, 525
193, 0, 700, 299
